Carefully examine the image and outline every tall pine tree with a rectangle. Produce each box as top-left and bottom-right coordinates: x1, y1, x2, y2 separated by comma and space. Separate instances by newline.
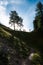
33, 2, 43, 31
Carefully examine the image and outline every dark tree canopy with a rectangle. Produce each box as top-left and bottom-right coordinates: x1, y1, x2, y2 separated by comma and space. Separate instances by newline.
9, 10, 23, 30
33, 2, 43, 31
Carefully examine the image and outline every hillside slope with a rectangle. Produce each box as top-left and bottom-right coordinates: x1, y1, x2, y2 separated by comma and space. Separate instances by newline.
0, 23, 43, 52
0, 23, 43, 65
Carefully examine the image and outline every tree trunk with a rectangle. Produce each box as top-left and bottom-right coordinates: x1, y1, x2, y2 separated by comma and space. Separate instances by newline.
14, 23, 15, 30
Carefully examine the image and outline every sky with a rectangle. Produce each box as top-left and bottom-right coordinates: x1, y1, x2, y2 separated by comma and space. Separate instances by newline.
0, 0, 43, 32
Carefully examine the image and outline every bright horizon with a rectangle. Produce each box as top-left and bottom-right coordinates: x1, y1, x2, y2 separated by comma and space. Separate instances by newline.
0, 0, 43, 32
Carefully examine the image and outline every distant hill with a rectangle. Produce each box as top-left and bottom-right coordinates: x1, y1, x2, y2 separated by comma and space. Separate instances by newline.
0, 23, 43, 65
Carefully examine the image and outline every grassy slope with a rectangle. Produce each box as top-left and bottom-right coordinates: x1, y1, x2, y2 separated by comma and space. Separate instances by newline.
0, 24, 43, 57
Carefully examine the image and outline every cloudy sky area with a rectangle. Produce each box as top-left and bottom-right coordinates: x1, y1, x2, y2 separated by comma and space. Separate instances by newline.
0, 0, 43, 31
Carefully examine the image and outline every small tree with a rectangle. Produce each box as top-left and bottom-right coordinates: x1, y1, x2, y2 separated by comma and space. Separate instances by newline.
9, 10, 23, 30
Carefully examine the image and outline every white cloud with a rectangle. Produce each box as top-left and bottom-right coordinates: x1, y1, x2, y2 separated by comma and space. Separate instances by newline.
0, 0, 8, 6
0, 4, 9, 27
0, 0, 25, 5
8, 0, 25, 5
23, 6, 35, 31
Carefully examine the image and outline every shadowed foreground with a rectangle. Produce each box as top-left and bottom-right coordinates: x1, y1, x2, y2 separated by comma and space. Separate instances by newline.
0, 24, 43, 65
